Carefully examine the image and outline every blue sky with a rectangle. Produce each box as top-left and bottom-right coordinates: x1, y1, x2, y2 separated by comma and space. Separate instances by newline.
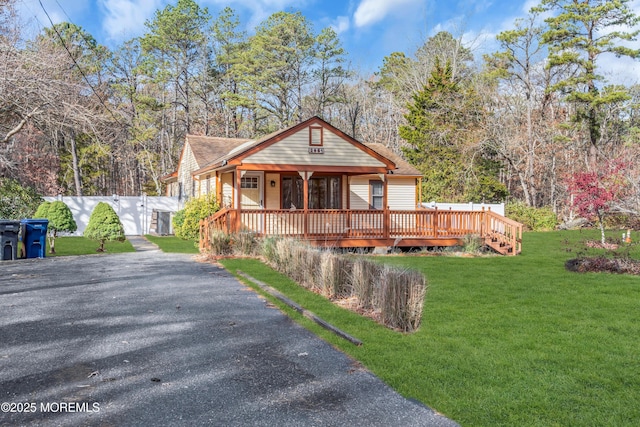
17, 0, 640, 83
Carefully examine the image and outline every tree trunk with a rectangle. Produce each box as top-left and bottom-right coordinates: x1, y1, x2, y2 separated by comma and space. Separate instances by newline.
598, 211, 606, 245
69, 133, 83, 196
48, 230, 56, 254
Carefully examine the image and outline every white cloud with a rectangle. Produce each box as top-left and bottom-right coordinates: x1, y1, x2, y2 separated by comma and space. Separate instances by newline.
353, 0, 420, 28
522, 0, 539, 14
16, 0, 91, 38
99, 0, 163, 40
600, 53, 640, 87
331, 16, 350, 34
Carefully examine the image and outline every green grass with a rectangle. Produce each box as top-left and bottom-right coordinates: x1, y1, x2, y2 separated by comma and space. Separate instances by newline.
48, 236, 135, 256
219, 229, 640, 426
143, 235, 199, 253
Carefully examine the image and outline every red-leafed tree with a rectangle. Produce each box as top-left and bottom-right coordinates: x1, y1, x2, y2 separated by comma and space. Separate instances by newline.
567, 160, 629, 245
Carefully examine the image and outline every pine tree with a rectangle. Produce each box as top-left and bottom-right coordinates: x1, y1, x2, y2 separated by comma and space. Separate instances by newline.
535, 0, 640, 165
400, 59, 507, 202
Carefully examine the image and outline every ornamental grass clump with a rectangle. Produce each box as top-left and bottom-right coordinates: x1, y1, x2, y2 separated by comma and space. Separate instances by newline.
378, 266, 426, 332
233, 230, 258, 256
351, 258, 382, 309
316, 251, 351, 298
261, 237, 279, 263
259, 238, 427, 332
208, 230, 232, 255
303, 249, 322, 291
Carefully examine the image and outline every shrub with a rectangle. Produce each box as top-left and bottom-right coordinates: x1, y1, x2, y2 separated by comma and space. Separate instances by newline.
33, 201, 51, 219
506, 200, 557, 231
172, 209, 185, 236
0, 178, 43, 219
84, 202, 125, 251
175, 194, 219, 240
34, 200, 77, 253
603, 214, 640, 230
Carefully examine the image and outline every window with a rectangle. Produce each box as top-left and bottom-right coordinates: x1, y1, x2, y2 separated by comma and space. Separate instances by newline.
309, 126, 323, 146
282, 176, 304, 209
309, 176, 341, 209
370, 181, 383, 210
241, 176, 258, 189
282, 176, 341, 209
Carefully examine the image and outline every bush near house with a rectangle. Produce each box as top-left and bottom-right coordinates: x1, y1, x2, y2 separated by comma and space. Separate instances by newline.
34, 200, 77, 253
174, 193, 219, 241
84, 202, 125, 251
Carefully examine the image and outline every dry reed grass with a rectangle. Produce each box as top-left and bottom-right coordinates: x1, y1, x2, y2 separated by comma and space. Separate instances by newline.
260, 237, 427, 332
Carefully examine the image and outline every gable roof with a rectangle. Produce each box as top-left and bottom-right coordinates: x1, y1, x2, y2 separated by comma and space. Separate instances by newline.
187, 135, 251, 170
366, 143, 422, 177
228, 117, 395, 168
193, 116, 397, 176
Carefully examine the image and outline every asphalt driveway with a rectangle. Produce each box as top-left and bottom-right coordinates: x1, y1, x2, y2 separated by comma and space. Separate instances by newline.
0, 248, 458, 426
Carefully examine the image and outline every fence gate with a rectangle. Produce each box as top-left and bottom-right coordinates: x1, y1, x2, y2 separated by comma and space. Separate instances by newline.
151, 210, 172, 235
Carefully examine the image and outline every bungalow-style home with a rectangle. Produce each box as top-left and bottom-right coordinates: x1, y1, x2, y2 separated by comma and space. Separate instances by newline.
163, 116, 522, 254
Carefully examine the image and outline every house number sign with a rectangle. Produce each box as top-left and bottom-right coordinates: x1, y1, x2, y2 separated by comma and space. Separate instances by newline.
308, 147, 324, 154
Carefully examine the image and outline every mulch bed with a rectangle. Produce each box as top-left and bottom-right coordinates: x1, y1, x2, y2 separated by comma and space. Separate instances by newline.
566, 256, 640, 275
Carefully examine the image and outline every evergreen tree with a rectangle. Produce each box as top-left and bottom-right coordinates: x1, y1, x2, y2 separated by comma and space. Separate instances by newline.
242, 11, 316, 130
84, 202, 125, 251
140, 0, 211, 135
534, 0, 640, 165
211, 7, 247, 137
34, 200, 77, 253
400, 59, 507, 202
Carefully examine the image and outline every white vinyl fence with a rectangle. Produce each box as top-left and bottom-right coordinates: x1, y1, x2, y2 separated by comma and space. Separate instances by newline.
44, 196, 181, 236
421, 202, 505, 217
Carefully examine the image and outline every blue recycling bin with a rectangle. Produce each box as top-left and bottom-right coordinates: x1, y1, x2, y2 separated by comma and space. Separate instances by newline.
0, 220, 20, 261
21, 219, 49, 259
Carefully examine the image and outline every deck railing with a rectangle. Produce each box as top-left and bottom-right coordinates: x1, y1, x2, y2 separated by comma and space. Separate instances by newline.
200, 208, 523, 255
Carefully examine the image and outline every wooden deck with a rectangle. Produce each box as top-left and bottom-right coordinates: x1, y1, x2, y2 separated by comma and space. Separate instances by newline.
200, 208, 523, 255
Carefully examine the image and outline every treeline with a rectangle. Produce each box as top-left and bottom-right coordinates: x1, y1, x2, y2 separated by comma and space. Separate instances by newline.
1, 0, 639, 223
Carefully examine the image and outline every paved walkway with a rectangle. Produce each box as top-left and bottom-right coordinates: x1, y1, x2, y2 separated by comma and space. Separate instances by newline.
0, 247, 459, 426
126, 235, 161, 252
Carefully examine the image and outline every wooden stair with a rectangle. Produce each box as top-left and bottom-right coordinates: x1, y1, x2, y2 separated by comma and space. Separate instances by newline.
484, 236, 520, 255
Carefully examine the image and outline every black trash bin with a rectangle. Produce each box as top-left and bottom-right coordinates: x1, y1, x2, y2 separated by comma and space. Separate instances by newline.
0, 220, 21, 261
21, 219, 49, 259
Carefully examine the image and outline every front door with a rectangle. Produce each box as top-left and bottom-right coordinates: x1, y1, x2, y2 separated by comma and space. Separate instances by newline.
240, 173, 263, 209
239, 172, 263, 233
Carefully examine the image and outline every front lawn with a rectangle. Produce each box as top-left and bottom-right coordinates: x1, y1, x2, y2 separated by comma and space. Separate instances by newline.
219, 229, 640, 426
48, 236, 135, 256
143, 235, 199, 254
